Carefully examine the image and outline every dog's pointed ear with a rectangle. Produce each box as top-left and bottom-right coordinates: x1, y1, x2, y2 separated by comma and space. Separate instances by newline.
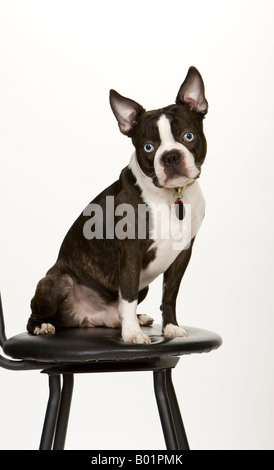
109, 90, 144, 135
176, 66, 208, 116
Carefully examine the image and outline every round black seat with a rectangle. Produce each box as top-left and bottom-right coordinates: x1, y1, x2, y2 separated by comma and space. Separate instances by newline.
0, 310, 222, 450
3, 324, 222, 364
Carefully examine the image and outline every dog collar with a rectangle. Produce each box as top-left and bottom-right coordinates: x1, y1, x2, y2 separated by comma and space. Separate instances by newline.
174, 181, 195, 220
176, 180, 195, 193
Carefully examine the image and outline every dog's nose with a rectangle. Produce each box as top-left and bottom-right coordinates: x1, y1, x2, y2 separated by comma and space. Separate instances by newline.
162, 151, 181, 166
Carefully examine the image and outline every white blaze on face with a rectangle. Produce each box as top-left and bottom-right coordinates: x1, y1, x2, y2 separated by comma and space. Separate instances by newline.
154, 114, 200, 188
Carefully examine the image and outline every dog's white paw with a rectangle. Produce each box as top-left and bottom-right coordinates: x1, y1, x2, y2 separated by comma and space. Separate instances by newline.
122, 329, 151, 344
163, 323, 187, 338
34, 323, 55, 335
137, 314, 154, 326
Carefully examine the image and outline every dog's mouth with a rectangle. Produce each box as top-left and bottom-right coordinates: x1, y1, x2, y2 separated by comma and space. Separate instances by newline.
153, 153, 201, 189
154, 169, 201, 189
162, 177, 196, 189
138, 155, 201, 189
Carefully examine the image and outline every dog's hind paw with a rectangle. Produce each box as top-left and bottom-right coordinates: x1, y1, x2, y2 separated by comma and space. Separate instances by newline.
34, 323, 55, 335
137, 314, 154, 326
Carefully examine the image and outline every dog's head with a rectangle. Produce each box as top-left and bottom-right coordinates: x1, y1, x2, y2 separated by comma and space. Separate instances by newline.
110, 66, 208, 189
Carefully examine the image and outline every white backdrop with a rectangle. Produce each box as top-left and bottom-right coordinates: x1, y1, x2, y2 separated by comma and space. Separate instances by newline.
0, 0, 274, 450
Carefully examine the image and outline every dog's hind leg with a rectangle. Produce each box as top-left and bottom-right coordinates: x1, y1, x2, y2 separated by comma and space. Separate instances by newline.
27, 273, 73, 335
137, 287, 154, 326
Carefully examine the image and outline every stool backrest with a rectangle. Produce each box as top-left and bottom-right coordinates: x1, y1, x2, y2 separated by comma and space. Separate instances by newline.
0, 292, 38, 370
0, 292, 7, 347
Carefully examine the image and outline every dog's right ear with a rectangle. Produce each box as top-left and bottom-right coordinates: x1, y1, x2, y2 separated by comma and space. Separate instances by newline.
110, 90, 144, 136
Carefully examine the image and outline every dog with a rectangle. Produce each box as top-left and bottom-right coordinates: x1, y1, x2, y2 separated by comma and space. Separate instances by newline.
27, 66, 208, 344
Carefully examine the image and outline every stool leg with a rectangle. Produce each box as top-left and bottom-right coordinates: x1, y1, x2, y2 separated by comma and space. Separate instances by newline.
39, 375, 61, 450
153, 370, 178, 450
53, 374, 74, 450
165, 369, 190, 450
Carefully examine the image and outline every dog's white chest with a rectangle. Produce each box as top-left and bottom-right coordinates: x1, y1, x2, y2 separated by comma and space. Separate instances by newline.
139, 181, 205, 290
128, 152, 205, 290
140, 239, 178, 290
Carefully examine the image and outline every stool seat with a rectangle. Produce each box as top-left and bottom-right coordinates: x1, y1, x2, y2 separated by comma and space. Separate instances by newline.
3, 324, 222, 365
1, 300, 222, 451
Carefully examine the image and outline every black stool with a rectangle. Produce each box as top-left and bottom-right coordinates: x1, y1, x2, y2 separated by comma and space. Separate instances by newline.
0, 294, 222, 450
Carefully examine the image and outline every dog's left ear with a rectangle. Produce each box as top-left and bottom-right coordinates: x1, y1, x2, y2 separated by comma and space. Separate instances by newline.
110, 90, 144, 135
176, 66, 208, 116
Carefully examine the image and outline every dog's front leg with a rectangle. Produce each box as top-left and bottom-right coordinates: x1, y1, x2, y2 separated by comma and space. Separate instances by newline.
161, 238, 195, 338
118, 242, 151, 344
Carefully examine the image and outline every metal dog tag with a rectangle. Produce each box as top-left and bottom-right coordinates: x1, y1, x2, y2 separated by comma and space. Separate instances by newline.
174, 198, 185, 220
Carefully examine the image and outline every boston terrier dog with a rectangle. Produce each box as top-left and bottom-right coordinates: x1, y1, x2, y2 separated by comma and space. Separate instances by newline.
27, 66, 208, 344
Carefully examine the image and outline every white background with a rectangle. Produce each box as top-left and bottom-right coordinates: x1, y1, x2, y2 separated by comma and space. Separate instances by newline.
0, 0, 273, 450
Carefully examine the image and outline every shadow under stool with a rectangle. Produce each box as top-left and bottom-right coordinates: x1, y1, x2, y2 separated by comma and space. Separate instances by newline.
0, 294, 222, 450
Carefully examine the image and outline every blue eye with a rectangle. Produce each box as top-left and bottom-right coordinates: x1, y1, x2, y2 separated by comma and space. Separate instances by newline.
144, 143, 155, 153
183, 132, 195, 143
